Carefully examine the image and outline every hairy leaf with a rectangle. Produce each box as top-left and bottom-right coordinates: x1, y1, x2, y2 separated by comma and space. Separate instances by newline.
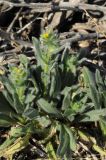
64, 125, 76, 151
57, 125, 69, 157
37, 98, 61, 118
83, 67, 101, 109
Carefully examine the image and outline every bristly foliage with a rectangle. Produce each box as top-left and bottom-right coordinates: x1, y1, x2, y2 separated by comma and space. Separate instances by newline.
0, 31, 106, 159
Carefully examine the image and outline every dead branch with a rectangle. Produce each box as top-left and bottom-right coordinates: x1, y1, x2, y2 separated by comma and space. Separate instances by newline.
1, 1, 106, 15
58, 2, 106, 13
0, 1, 51, 12
0, 28, 33, 48
60, 33, 105, 45
7, 8, 22, 32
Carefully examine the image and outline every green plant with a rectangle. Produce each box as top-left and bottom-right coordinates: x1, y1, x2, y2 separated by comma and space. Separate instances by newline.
0, 31, 106, 159
83, 67, 106, 136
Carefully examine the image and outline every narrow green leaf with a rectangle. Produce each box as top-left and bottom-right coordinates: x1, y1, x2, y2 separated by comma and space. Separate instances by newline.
0, 92, 16, 114
49, 66, 61, 98
89, 84, 101, 109
83, 67, 101, 109
32, 37, 45, 66
57, 125, 69, 157
2, 89, 15, 110
61, 87, 71, 110
83, 67, 95, 87
99, 117, 106, 136
13, 92, 24, 114
64, 125, 76, 151
37, 98, 61, 117
95, 69, 104, 88
0, 114, 16, 126
23, 108, 39, 120
25, 94, 35, 104
81, 109, 106, 122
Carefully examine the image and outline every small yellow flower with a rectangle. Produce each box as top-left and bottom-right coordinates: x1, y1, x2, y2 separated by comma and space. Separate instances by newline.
12, 66, 22, 74
0, 69, 5, 75
16, 68, 21, 74
41, 33, 49, 39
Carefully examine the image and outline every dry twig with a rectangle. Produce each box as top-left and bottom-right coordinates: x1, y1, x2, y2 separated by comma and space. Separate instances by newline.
0, 1, 106, 15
